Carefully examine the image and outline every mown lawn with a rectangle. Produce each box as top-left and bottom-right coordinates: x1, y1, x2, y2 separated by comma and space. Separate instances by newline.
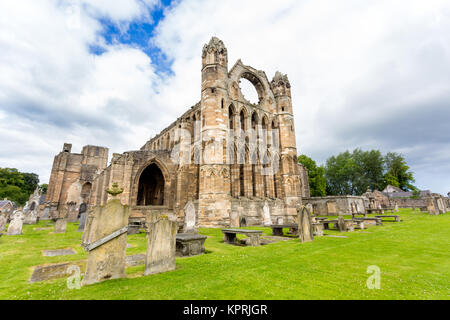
0, 209, 449, 300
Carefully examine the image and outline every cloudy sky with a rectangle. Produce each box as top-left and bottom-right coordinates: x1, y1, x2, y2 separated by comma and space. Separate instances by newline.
0, 0, 449, 194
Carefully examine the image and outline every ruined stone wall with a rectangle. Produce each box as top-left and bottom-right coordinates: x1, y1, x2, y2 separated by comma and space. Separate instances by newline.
46, 143, 108, 215
303, 196, 366, 216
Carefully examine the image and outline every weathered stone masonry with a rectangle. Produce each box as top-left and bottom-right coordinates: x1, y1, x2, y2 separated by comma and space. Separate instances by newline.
46, 37, 309, 228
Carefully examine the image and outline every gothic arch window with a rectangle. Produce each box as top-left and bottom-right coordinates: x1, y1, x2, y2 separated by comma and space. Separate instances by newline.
229, 105, 235, 130
137, 163, 165, 206
240, 109, 246, 131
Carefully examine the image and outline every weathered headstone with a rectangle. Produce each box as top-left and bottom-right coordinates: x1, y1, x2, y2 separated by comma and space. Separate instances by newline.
427, 198, 438, 215
337, 216, 346, 232
0, 214, 7, 233
6, 211, 24, 235
67, 203, 79, 223
23, 210, 38, 225
262, 201, 271, 226
41, 207, 50, 220
145, 215, 177, 276
42, 249, 76, 257
183, 201, 197, 233
77, 212, 86, 232
394, 202, 399, 213
297, 207, 313, 243
54, 218, 67, 233
81, 196, 129, 286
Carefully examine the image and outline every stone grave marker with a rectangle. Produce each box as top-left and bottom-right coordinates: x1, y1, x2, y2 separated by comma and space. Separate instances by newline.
0, 214, 7, 233
262, 201, 271, 226
297, 206, 313, 243
337, 216, 346, 232
77, 212, 87, 232
81, 183, 129, 286
183, 201, 197, 233
145, 214, 177, 276
43, 249, 76, 257
54, 218, 67, 233
23, 210, 38, 225
6, 211, 24, 235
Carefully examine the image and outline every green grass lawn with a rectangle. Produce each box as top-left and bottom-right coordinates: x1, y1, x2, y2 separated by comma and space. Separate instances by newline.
0, 209, 449, 300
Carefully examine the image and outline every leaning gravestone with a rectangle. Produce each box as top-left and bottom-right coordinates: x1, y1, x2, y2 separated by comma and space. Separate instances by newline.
297, 206, 313, 243
67, 203, 79, 223
145, 214, 177, 276
41, 207, 50, 220
6, 211, 24, 236
81, 183, 129, 286
54, 218, 67, 233
183, 201, 197, 233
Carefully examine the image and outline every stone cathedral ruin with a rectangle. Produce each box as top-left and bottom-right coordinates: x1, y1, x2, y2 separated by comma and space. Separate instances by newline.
45, 37, 310, 229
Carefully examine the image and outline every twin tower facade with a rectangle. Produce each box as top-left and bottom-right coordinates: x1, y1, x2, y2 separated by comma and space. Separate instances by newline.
46, 37, 308, 228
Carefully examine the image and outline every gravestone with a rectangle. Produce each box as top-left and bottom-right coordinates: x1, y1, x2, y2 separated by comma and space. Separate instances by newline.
230, 210, 240, 228
0, 214, 7, 233
183, 201, 197, 233
337, 216, 346, 232
77, 212, 87, 232
427, 198, 438, 215
41, 207, 50, 220
263, 202, 271, 226
54, 218, 67, 233
42, 249, 76, 257
276, 216, 284, 225
67, 203, 79, 223
297, 207, 313, 243
6, 211, 24, 235
81, 196, 130, 286
24, 210, 38, 225
327, 202, 337, 215
145, 215, 177, 276
394, 202, 399, 213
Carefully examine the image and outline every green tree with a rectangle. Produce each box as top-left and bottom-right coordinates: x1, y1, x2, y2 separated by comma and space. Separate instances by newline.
298, 155, 326, 196
383, 152, 416, 191
40, 183, 48, 194
0, 168, 40, 206
325, 151, 357, 195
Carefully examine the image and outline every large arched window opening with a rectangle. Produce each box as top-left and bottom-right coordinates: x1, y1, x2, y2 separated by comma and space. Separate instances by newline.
229, 105, 235, 130
137, 163, 165, 206
240, 110, 246, 131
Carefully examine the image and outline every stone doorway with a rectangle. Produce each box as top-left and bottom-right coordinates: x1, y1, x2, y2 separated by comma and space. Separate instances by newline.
137, 163, 165, 206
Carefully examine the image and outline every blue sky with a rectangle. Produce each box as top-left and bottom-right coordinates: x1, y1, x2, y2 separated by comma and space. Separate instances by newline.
0, 0, 449, 195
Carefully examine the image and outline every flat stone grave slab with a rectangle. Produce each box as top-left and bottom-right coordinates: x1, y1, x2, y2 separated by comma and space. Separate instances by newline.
30, 254, 147, 283
42, 249, 76, 257
324, 235, 348, 238
125, 254, 146, 267
34, 227, 52, 231
29, 261, 86, 283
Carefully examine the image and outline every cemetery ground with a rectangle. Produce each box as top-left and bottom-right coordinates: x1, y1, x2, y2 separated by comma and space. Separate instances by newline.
0, 209, 448, 300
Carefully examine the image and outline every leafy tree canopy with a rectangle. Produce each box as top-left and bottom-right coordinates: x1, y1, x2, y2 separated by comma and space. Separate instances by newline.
298, 155, 326, 197
0, 168, 40, 206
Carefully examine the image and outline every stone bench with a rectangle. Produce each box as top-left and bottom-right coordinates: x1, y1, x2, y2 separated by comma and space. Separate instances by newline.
366, 208, 385, 214
221, 229, 263, 246
176, 233, 207, 257
128, 221, 143, 235
375, 215, 401, 222
354, 217, 382, 226
270, 224, 298, 236
321, 219, 338, 230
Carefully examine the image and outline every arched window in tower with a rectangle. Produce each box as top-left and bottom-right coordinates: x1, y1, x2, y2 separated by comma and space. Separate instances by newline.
229, 105, 234, 130
271, 121, 279, 148
240, 110, 246, 131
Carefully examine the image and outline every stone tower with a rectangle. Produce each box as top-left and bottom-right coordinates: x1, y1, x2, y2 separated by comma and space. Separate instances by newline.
271, 72, 302, 213
198, 37, 232, 227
